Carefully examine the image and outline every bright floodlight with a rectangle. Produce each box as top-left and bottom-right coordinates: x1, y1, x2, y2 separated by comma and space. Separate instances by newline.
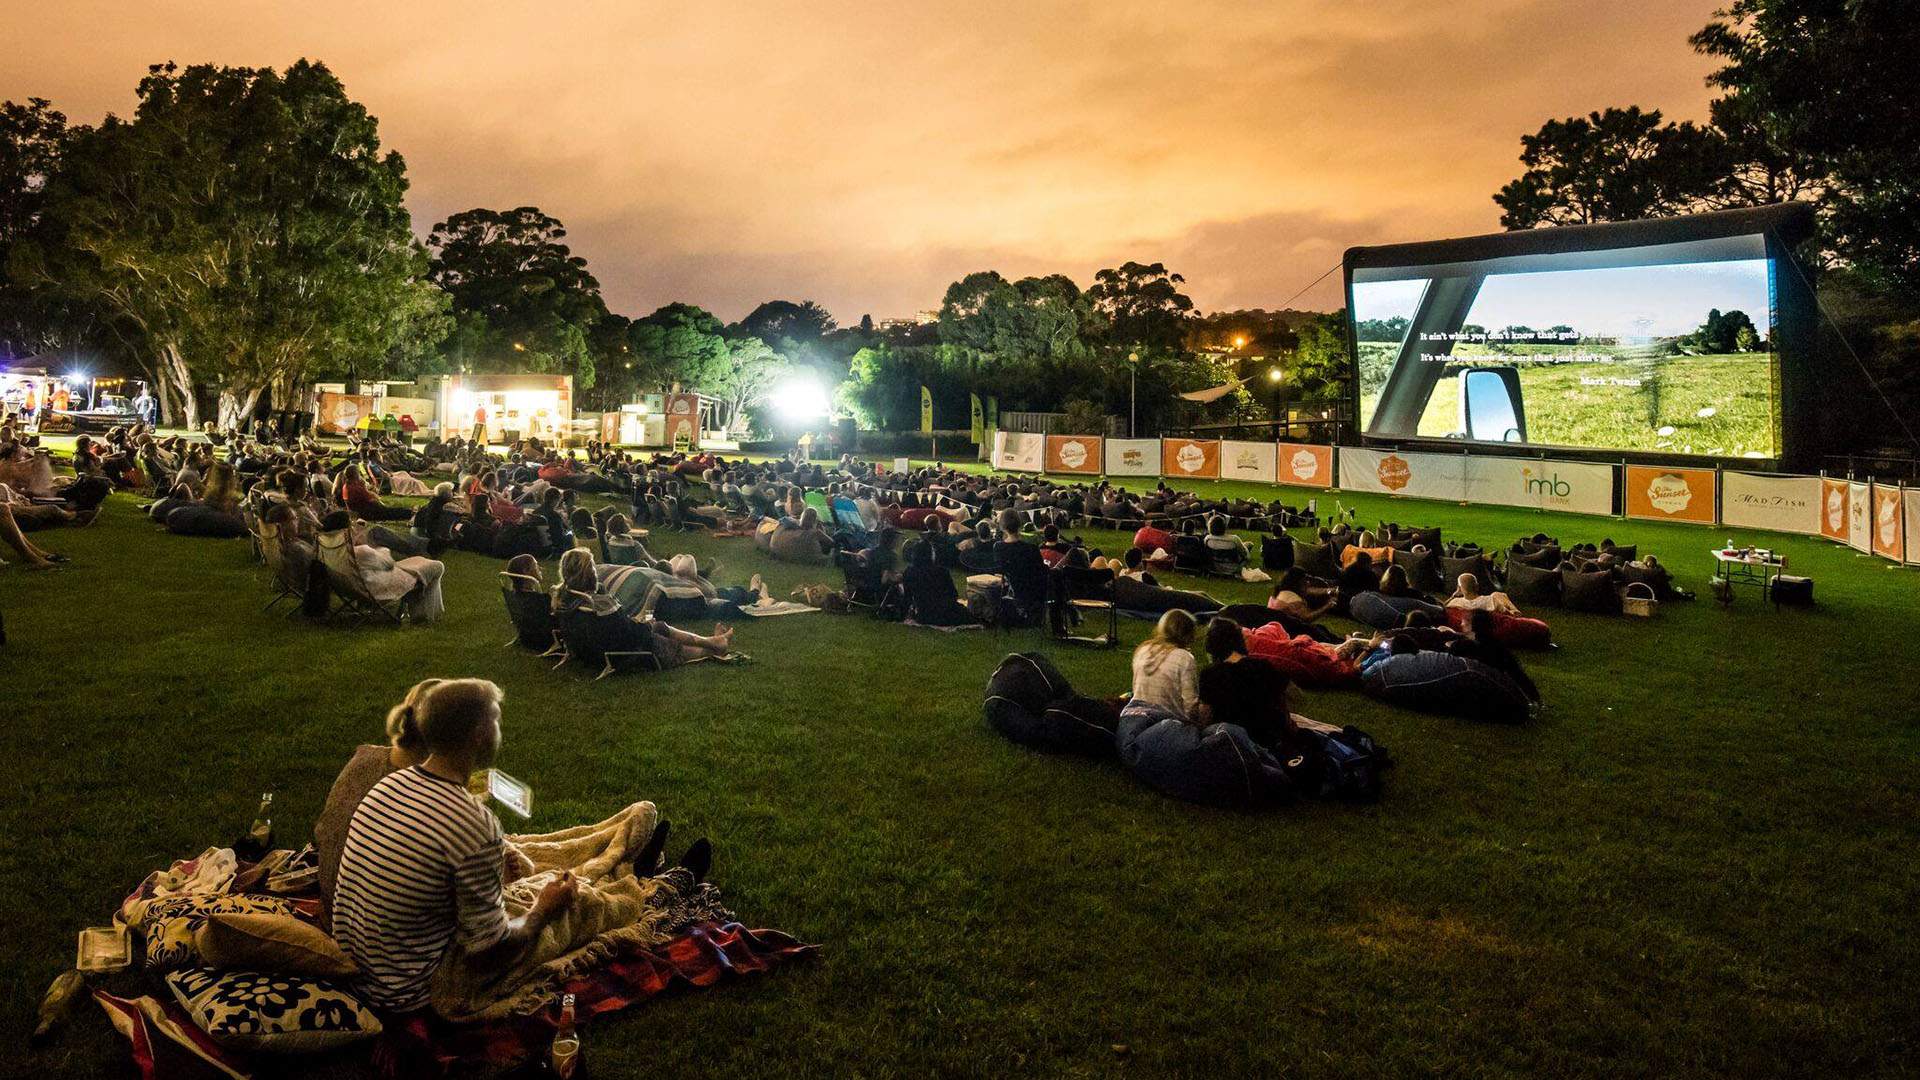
68, 370, 87, 383
771, 374, 829, 422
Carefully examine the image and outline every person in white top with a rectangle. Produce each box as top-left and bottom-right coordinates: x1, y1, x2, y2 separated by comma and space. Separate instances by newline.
1445, 573, 1521, 616
1129, 609, 1203, 722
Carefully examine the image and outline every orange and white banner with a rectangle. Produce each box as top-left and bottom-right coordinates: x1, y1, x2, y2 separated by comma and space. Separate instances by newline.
1905, 488, 1920, 566
1338, 448, 1614, 516
1847, 480, 1872, 553
1160, 438, 1220, 480
1219, 440, 1277, 484
315, 392, 374, 435
1277, 444, 1334, 488
1870, 483, 1903, 561
1624, 465, 1717, 525
1721, 472, 1821, 535
1818, 477, 1850, 544
992, 430, 1044, 472
1103, 438, 1159, 476
1044, 434, 1102, 474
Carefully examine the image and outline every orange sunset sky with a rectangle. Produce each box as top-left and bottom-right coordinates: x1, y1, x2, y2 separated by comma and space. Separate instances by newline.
1, 0, 1726, 321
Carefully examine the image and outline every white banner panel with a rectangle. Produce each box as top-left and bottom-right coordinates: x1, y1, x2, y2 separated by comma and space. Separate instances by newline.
1720, 472, 1822, 535
1906, 488, 1920, 566
1848, 481, 1872, 552
1103, 438, 1160, 477
992, 430, 1043, 473
1338, 449, 1613, 515
1219, 440, 1277, 485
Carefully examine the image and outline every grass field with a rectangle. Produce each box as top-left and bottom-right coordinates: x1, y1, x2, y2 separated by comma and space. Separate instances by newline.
3, 460, 1918, 1078
1359, 343, 1778, 457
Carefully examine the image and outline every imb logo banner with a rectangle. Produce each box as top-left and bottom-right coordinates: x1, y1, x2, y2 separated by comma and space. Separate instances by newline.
1818, 477, 1850, 543
992, 430, 1044, 472
1277, 444, 1334, 488
1103, 438, 1160, 477
1219, 440, 1276, 484
1625, 466, 1717, 525
1870, 484, 1905, 561
1722, 472, 1821, 535
1338, 449, 1612, 515
1848, 481, 1872, 553
1160, 438, 1219, 480
1044, 435, 1102, 475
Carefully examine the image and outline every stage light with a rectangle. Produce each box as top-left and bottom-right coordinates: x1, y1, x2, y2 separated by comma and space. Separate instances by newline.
770, 374, 829, 422
68, 370, 87, 384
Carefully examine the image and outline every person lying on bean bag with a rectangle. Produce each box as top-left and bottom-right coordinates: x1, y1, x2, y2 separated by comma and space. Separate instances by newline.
1442, 590, 1551, 650
1349, 588, 1445, 631
1443, 608, 1541, 702
1111, 576, 1223, 618
1242, 621, 1361, 689
1360, 635, 1532, 723
1132, 525, 1176, 557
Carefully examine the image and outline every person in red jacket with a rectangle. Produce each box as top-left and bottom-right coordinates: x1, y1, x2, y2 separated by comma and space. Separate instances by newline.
339, 464, 413, 521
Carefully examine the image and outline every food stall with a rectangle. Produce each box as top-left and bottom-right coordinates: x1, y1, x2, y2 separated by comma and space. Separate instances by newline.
441, 373, 573, 444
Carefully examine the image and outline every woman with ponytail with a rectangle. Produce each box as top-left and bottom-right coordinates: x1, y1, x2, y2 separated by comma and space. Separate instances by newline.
314, 679, 444, 918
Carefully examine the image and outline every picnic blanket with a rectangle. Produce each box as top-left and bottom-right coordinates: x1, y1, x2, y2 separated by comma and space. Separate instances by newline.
739, 599, 820, 618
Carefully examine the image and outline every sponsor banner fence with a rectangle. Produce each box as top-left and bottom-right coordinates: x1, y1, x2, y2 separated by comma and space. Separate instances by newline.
1104, 438, 1160, 476
1044, 434, 1103, 475
315, 392, 373, 435
1721, 472, 1821, 535
1338, 448, 1614, 515
1847, 480, 1872, 553
1870, 483, 1905, 561
1161, 438, 1220, 481
1278, 444, 1335, 487
1906, 488, 1920, 566
1819, 477, 1850, 543
992, 430, 1044, 472
1219, 440, 1277, 484
1624, 465, 1717, 525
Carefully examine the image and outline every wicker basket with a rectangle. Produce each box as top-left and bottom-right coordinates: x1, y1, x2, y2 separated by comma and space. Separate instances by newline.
1622, 581, 1659, 618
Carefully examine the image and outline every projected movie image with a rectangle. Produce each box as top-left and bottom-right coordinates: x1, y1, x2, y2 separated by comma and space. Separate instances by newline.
1353, 254, 1779, 458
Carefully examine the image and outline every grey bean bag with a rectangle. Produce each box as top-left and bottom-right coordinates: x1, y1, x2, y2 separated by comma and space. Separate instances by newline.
1389, 546, 1446, 594
1349, 590, 1446, 631
1115, 701, 1292, 809
1505, 559, 1562, 607
1111, 578, 1223, 617
1292, 539, 1338, 579
1362, 650, 1531, 724
983, 653, 1115, 756
165, 505, 248, 538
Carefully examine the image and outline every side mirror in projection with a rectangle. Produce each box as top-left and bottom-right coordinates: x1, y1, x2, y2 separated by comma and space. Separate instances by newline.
1458, 366, 1527, 443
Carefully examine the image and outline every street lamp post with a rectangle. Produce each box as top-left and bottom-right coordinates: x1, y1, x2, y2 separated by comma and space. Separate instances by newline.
1128, 350, 1140, 438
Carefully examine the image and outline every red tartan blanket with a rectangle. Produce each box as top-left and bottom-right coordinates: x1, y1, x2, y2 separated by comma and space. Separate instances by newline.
375, 922, 818, 1077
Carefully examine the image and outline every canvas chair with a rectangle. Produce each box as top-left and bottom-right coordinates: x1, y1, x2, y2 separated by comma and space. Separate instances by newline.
555, 592, 660, 680
316, 528, 409, 625
1050, 565, 1119, 648
256, 521, 307, 614
500, 572, 563, 656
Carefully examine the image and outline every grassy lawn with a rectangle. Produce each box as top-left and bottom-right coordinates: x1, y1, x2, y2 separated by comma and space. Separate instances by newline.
2, 462, 1917, 1078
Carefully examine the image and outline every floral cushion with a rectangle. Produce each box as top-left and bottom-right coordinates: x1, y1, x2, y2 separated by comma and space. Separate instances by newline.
134, 895, 298, 972
165, 968, 382, 1053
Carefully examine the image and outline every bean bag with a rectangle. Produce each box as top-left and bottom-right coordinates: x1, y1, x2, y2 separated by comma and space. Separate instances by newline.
1560, 567, 1620, 614
1441, 553, 1498, 591
1260, 535, 1294, 572
1389, 546, 1446, 594
1132, 526, 1175, 554
1112, 577, 1222, 617
1620, 561, 1679, 601
1341, 544, 1391, 570
1362, 650, 1531, 724
1601, 543, 1637, 563
1115, 702, 1292, 809
982, 654, 1114, 756
1243, 623, 1360, 689
1293, 539, 1338, 579
1510, 543, 1562, 569
753, 518, 778, 553
1173, 534, 1209, 570
1442, 605, 1552, 649
165, 504, 248, 538
1505, 559, 1562, 607
1348, 590, 1445, 631
1402, 526, 1442, 550
769, 526, 834, 565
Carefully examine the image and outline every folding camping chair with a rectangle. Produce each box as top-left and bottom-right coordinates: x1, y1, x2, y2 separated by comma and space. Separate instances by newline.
316, 529, 409, 626
500, 572, 563, 657
1050, 565, 1119, 648
256, 522, 309, 614
555, 595, 661, 680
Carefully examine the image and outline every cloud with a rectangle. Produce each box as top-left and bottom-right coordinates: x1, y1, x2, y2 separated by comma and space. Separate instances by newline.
2, 0, 1727, 320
